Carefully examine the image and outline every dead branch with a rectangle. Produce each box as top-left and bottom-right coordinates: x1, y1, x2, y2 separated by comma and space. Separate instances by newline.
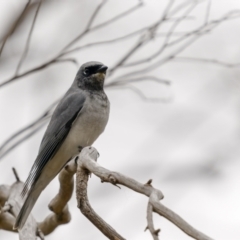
0, 148, 217, 240
0, 0, 32, 57
0, 0, 143, 89
0, 185, 11, 207
0, 0, 238, 94
121, 0, 199, 68
0, 169, 38, 240
145, 202, 160, 240
76, 147, 214, 240
108, 84, 171, 103
173, 56, 240, 68
76, 148, 126, 240
15, 0, 43, 75
0, 99, 58, 160
0, 211, 17, 232
38, 159, 76, 235
108, 0, 175, 76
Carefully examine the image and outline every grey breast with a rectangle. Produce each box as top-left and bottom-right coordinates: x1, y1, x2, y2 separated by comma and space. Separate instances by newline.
67, 90, 110, 149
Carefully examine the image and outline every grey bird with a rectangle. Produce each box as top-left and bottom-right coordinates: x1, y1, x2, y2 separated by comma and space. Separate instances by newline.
14, 61, 110, 229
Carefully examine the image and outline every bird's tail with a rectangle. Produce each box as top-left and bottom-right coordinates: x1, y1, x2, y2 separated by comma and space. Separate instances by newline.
13, 188, 41, 230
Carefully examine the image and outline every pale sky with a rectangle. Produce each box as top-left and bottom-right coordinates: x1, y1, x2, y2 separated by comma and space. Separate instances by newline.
0, 0, 240, 239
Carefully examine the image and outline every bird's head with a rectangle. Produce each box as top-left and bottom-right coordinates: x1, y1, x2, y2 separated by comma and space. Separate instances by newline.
75, 61, 108, 91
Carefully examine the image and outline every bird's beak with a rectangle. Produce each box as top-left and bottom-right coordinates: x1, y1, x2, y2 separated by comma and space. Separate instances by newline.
96, 65, 108, 74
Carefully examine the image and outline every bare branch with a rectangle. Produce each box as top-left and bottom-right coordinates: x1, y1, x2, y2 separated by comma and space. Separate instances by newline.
92, 0, 143, 31
38, 158, 76, 235
0, 57, 77, 88
48, 160, 76, 214
204, 0, 211, 25
76, 148, 126, 240
61, 0, 107, 52
112, 31, 207, 81
85, 0, 107, 30
0, 1, 143, 89
55, 58, 79, 67
146, 202, 160, 240
106, 75, 171, 87
12, 168, 20, 182
0, 185, 11, 207
62, 27, 149, 56
0, 121, 46, 160
0, 99, 58, 160
1, 178, 38, 239
123, 0, 200, 67
15, 0, 43, 75
0, 0, 32, 57
108, 84, 170, 103
173, 56, 240, 68
77, 147, 214, 240
108, 0, 175, 76
0, 211, 17, 232
61, 0, 143, 53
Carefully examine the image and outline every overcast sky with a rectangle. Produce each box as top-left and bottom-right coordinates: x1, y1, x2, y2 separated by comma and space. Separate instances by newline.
1, 0, 240, 239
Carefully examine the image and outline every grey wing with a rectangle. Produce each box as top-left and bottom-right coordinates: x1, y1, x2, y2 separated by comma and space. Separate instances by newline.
21, 91, 86, 197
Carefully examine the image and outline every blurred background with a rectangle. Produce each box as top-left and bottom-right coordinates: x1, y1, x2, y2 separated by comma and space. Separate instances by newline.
0, 0, 240, 239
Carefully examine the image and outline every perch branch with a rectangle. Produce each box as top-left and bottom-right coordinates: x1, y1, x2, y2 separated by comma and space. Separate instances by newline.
76, 148, 126, 240
77, 147, 214, 240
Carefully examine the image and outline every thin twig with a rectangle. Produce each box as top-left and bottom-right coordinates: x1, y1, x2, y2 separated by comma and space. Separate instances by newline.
0, 0, 32, 57
123, 0, 200, 67
62, 27, 149, 56
61, 0, 107, 52
92, 1, 143, 32
0, 122, 46, 160
0, 58, 77, 88
12, 168, 20, 182
15, 0, 43, 75
204, 0, 211, 25
61, 0, 142, 53
173, 56, 240, 68
112, 14, 227, 81
0, 98, 59, 160
85, 0, 107, 30
108, 0, 175, 75
109, 84, 170, 103
106, 76, 171, 87
0, 1, 143, 88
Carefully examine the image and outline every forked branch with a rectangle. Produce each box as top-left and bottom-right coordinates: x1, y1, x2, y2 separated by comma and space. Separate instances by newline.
75, 147, 214, 240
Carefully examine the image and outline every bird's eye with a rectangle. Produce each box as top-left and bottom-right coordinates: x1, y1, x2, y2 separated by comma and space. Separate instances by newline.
83, 69, 90, 76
